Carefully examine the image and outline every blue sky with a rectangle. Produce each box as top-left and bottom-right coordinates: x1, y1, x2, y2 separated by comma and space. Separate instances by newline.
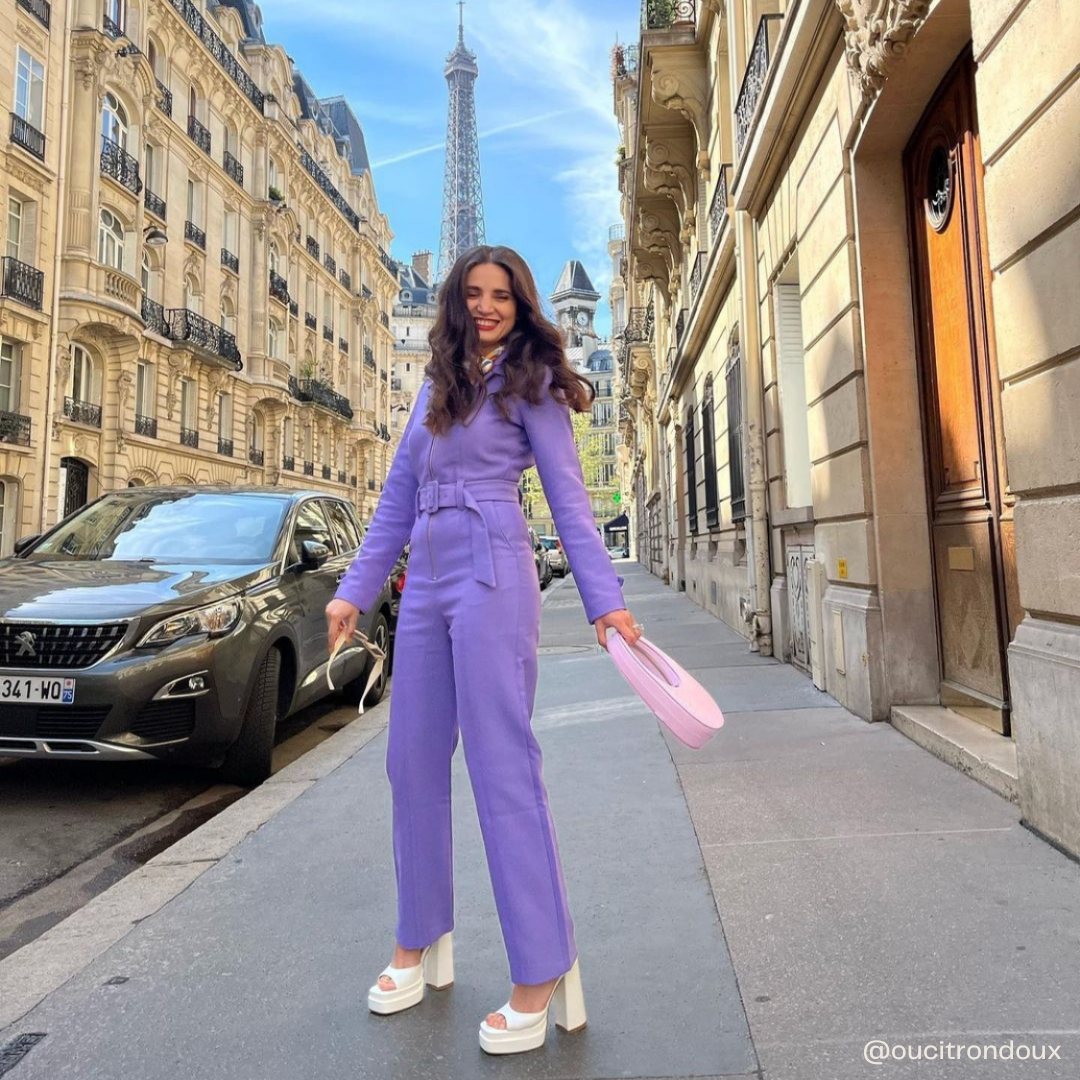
255, 0, 637, 336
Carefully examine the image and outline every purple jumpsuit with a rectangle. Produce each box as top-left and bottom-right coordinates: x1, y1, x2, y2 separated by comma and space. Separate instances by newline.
334, 356, 626, 985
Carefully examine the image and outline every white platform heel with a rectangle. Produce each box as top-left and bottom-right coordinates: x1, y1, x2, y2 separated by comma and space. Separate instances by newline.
478, 957, 587, 1055
367, 931, 454, 1015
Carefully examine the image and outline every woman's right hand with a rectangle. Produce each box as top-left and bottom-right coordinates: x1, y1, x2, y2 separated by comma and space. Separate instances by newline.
326, 598, 360, 653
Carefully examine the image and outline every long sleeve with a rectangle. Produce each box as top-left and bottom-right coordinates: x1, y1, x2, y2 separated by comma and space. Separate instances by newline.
520, 370, 626, 624
334, 381, 428, 614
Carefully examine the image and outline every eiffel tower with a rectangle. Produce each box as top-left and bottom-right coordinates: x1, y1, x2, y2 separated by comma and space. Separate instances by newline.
437, 1, 486, 283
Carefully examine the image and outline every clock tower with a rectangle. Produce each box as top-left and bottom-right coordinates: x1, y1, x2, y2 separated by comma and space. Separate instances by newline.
550, 260, 601, 355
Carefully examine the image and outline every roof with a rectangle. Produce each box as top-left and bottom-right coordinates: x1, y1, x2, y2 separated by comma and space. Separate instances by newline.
212, 0, 266, 44
587, 349, 614, 372
551, 260, 601, 303
320, 97, 372, 175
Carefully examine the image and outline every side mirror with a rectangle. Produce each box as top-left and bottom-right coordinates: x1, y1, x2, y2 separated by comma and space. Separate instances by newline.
299, 539, 331, 570
13, 534, 40, 556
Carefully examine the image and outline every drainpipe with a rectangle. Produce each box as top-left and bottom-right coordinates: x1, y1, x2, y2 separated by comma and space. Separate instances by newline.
734, 207, 773, 655
38, 0, 77, 530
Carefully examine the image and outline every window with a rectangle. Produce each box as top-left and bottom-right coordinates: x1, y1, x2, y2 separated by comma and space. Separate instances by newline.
6, 197, 23, 261
0, 340, 21, 413
14, 48, 45, 131
70, 344, 99, 405
140, 250, 150, 293
775, 282, 812, 508
282, 416, 293, 457
251, 413, 264, 452
268, 319, 282, 360
303, 425, 313, 461
221, 296, 236, 337
136, 360, 154, 419
144, 143, 158, 191
269, 240, 280, 275
726, 332, 746, 523
98, 208, 125, 270
684, 406, 698, 534
0, 479, 15, 557
268, 155, 281, 196
305, 276, 315, 312
186, 177, 201, 226
101, 92, 128, 149
180, 378, 196, 430
701, 376, 719, 528
218, 392, 233, 439
224, 210, 238, 254
103, 0, 125, 33
324, 500, 361, 553
290, 501, 335, 562
183, 274, 201, 315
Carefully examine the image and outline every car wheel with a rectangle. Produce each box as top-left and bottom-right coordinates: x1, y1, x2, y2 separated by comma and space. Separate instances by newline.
342, 611, 390, 708
218, 647, 280, 787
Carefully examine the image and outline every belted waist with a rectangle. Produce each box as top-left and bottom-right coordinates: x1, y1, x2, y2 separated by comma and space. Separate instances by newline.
415, 479, 524, 588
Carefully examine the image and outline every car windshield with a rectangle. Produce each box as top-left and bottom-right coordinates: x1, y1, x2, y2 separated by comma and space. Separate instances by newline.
28, 493, 288, 563
540, 538, 557, 550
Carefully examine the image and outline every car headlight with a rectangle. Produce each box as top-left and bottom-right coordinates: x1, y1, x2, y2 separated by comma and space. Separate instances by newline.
138, 599, 243, 648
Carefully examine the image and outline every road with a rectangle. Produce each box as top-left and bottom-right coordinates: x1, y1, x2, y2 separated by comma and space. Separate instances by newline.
0, 693, 364, 962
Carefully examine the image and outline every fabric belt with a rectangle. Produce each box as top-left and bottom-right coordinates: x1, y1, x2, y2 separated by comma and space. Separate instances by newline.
415, 479, 524, 587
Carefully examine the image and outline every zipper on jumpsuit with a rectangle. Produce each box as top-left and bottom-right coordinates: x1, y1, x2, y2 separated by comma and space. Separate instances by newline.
426, 429, 437, 580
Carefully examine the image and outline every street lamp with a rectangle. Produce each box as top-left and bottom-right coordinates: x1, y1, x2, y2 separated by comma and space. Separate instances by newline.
144, 226, 168, 247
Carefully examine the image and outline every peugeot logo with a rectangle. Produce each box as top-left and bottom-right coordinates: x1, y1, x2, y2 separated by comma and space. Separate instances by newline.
14, 632, 37, 658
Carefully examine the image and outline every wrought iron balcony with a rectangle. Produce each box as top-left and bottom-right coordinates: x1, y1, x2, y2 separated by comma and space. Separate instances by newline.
166, 308, 242, 369
164, 0, 265, 113
306, 236, 320, 260
269, 270, 289, 305
321, 464, 331, 480
289, 299, 298, 319
249, 447, 264, 466
141, 295, 168, 336
324, 254, 337, 276
303, 461, 314, 476
187, 114, 211, 156
608, 223, 625, 242
145, 189, 166, 220
184, 220, 206, 250
222, 249, 239, 274
379, 311, 389, 329
360, 284, 373, 300
675, 307, 688, 347
156, 80, 172, 117
641, 0, 696, 30
299, 148, 360, 230
17, 0, 50, 28
305, 312, 317, 330
282, 455, 295, 471
363, 346, 376, 369
379, 248, 396, 275
218, 437, 234, 457
611, 43, 638, 80
380, 369, 387, 382
0, 411, 32, 446
621, 307, 649, 344
322, 324, 333, 343
223, 150, 244, 188
690, 250, 707, 305
10, 113, 45, 161
379, 423, 390, 442
339, 269, 351, 291
180, 427, 199, 448
339, 337, 349, 354
63, 397, 102, 428
100, 135, 142, 195
1, 256, 44, 310
103, 13, 122, 38
288, 376, 354, 420
735, 14, 784, 156
709, 165, 730, 243
135, 414, 157, 438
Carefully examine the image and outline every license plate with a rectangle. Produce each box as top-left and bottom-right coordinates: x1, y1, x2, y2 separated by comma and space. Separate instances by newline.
0, 676, 76, 704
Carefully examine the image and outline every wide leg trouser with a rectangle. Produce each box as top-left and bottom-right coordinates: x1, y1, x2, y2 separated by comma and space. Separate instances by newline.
384, 500, 577, 985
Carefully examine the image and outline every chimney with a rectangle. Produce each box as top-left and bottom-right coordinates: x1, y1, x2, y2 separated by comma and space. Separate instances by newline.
412, 250, 434, 285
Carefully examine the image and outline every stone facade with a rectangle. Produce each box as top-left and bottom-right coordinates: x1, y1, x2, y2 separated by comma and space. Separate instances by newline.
614, 0, 1080, 855
0, 0, 400, 551
391, 250, 435, 456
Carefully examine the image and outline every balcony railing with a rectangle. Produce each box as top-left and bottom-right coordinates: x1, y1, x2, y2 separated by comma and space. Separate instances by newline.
289, 299, 298, 319
363, 346, 376, 369
339, 338, 349, 354
608, 223, 626, 242
249, 447, 264, 466
360, 284, 373, 300
187, 114, 211, 156
223, 149, 244, 187
306, 235, 320, 260
282, 455, 295, 471
612, 43, 639, 79
324, 254, 337, 276
222, 249, 239, 274
17, 0, 50, 29
690, 251, 707, 305
145, 189, 166, 220
379, 311, 390, 329
321, 464, 331, 480
298, 148, 360, 231
166, 308, 242, 369
378, 248, 397, 275
135, 414, 157, 438
100, 135, 142, 195
735, 15, 784, 156
709, 165, 730, 243
156, 80, 172, 117
184, 220, 206, 250
322, 325, 333, 343
622, 307, 649, 344
269, 270, 289, 305
102, 13, 122, 38
141, 295, 168, 336
63, 397, 102, 428
10, 113, 45, 161
218, 437, 234, 457
339, 269, 351, 291
288, 376, 354, 420
641, 0, 696, 30
305, 312, 317, 331
164, 0, 265, 113
1, 256, 44, 310
0, 411, 31, 446
303, 461, 314, 476
675, 308, 688, 348
380, 369, 387, 382
180, 426, 199, 448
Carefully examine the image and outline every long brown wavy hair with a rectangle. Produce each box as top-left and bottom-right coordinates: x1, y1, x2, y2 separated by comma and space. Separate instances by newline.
423, 245, 595, 434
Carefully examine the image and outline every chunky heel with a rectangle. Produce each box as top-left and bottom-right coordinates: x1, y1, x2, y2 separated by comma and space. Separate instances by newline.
423, 930, 454, 989
553, 957, 587, 1033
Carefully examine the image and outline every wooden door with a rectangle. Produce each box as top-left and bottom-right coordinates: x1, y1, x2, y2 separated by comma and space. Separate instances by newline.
905, 51, 1015, 733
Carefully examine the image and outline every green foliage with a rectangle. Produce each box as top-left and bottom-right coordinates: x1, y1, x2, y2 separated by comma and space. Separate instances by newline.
644, 0, 676, 30
522, 410, 615, 525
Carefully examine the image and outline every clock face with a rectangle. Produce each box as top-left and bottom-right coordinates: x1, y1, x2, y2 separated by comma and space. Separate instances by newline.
576, 312, 589, 328
560, 312, 571, 327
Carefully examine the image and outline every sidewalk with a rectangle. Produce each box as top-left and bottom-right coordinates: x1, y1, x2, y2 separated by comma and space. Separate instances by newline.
1, 563, 1077, 1079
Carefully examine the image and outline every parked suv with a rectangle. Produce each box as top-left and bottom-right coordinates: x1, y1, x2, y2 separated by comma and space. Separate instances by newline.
537, 535, 568, 577
0, 488, 394, 785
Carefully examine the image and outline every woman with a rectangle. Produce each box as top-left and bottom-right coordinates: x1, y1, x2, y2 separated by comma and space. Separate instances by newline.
325, 245, 641, 1055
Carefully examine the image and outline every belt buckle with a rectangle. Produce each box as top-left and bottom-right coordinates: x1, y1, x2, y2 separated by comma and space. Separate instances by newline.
417, 480, 439, 513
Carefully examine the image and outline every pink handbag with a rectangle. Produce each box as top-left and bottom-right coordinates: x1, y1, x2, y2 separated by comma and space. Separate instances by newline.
605, 629, 724, 750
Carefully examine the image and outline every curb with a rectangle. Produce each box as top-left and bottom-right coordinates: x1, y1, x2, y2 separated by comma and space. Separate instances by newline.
0, 698, 391, 1033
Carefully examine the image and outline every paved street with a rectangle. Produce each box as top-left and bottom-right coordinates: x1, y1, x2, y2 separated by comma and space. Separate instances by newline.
0, 563, 1077, 1079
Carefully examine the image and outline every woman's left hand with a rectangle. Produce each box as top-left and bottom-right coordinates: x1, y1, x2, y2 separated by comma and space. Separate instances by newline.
594, 609, 642, 651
